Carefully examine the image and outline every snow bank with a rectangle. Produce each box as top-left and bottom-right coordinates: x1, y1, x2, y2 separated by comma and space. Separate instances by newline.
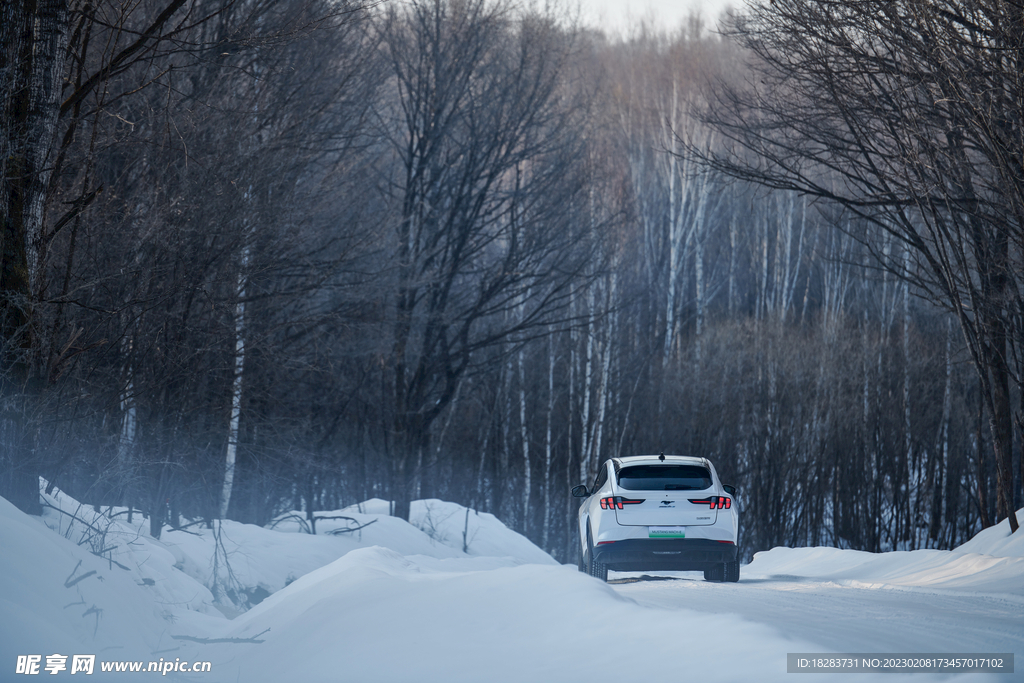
4, 485, 561, 681
953, 508, 1024, 558
746, 508, 1024, 598
33, 486, 552, 616
167, 508, 468, 606
0, 495, 189, 681
330, 497, 557, 564
407, 498, 557, 564
209, 545, 824, 683
38, 485, 218, 616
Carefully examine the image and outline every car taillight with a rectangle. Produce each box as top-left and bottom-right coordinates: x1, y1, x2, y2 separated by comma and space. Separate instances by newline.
600, 496, 645, 510
688, 496, 731, 509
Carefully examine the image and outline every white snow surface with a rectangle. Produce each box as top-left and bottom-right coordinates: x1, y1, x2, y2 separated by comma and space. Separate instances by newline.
741, 507, 1024, 597
1, 484, 1020, 682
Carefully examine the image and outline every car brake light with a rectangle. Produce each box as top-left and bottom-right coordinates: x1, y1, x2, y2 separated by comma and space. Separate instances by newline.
600, 496, 646, 510
688, 496, 731, 509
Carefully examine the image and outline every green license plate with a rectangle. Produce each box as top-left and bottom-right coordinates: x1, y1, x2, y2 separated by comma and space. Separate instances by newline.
649, 526, 686, 538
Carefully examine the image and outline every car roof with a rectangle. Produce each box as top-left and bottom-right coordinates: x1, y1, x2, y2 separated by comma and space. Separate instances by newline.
612, 455, 707, 467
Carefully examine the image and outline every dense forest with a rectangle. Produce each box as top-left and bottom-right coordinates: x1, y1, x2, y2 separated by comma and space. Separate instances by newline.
1, 0, 1021, 567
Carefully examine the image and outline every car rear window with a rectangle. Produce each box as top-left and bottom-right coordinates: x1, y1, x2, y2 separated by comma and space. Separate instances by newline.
617, 465, 712, 491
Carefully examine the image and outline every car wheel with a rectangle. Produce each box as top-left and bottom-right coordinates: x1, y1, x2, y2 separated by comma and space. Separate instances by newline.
703, 563, 724, 582
577, 537, 586, 573
724, 558, 740, 583
586, 528, 608, 582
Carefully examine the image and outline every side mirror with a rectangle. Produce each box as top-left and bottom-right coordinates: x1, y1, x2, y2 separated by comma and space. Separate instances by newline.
723, 484, 737, 496
571, 484, 590, 498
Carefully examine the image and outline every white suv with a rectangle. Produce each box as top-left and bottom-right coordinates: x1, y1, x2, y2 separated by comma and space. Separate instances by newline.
572, 454, 739, 582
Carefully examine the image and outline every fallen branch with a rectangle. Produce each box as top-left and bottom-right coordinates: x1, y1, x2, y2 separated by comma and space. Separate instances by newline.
326, 519, 377, 535
314, 515, 358, 523
82, 606, 102, 637
65, 570, 97, 588
91, 551, 130, 571
267, 513, 311, 533
174, 519, 207, 531
44, 502, 104, 534
64, 561, 99, 588
108, 509, 143, 520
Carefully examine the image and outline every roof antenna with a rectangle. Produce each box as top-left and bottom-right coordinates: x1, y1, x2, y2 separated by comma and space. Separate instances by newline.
659, 452, 665, 461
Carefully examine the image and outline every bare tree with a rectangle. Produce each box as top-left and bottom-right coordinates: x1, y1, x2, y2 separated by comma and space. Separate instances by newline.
376, 0, 600, 520
1, 0, 377, 524
697, 0, 1023, 531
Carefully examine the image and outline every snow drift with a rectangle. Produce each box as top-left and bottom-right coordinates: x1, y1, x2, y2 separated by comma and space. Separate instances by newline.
745, 509, 1024, 597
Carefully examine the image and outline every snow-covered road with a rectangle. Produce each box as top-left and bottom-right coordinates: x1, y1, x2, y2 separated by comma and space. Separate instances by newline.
614, 571, 1023, 658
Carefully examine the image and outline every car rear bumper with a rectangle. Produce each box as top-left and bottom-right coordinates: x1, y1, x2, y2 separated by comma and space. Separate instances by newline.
593, 538, 737, 571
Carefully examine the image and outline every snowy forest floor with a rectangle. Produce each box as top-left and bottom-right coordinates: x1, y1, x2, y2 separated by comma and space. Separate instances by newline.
1, 482, 1021, 682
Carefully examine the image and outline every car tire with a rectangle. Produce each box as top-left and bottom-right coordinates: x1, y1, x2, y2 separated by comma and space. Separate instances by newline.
703, 563, 724, 582
586, 528, 608, 582
724, 558, 740, 583
577, 539, 586, 573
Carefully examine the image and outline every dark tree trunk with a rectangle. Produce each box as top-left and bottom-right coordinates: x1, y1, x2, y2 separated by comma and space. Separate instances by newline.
149, 498, 164, 539
391, 423, 428, 522
987, 360, 1015, 529
1, 0, 70, 516
977, 389, 991, 529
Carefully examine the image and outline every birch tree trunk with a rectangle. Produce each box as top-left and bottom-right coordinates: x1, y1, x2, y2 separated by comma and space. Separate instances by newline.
578, 289, 595, 486
542, 333, 555, 551
501, 353, 513, 524
518, 344, 530, 534
591, 274, 616, 469
663, 84, 682, 365
219, 244, 249, 518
